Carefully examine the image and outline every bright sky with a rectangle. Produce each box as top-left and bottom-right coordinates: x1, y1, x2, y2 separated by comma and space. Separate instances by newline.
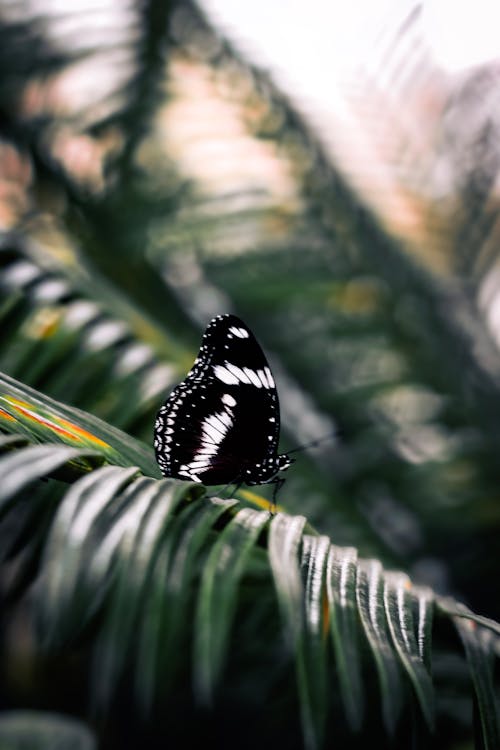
11, 0, 500, 125
199, 0, 500, 245
8, 0, 500, 221
200, 0, 500, 111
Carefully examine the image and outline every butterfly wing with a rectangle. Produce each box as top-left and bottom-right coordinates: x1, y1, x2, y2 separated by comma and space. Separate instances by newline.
154, 314, 282, 485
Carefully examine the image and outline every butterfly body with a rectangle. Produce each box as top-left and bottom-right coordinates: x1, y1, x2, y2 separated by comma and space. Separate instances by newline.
154, 314, 293, 489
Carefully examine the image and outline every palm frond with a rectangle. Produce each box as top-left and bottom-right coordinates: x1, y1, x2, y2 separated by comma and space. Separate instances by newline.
0, 239, 191, 441
193, 506, 270, 704
0, 371, 157, 475
1, 376, 498, 749
452, 616, 499, 750
326, 545, 364, 731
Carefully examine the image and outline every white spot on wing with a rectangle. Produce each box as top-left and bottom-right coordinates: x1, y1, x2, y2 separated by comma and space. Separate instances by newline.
222, 393, 236, 407
178, 468, 201, 482
218, 410, 232, 428
225, 362, 251, 384
177, 403, 234, 479
264, 367, 275, 387
196, 447, 218, 456
203, 421, 223, 443
206, 414, 228, 435
243, 367, 263, 388
229, 326, 249, 338
213, 365, 239, 385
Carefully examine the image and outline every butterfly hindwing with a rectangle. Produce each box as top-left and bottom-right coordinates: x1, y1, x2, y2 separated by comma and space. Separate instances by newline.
154, 314, 291, 486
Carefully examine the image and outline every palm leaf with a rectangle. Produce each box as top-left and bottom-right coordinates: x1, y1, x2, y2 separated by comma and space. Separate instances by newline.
136, 495, 239, 712
452, 616, 500, 750
383, 571, 435, 729
325, 545, 364, 731
3, 378, 498, 748
297, 533, 331, 750
193, 506, 270, 704
0, 370, 158, 475
355, 559, 404, 733
0, 243, 191, 441
0, 443, 100, 511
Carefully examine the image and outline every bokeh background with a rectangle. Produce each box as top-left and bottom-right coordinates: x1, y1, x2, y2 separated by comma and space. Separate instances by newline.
1, 0, 500, 747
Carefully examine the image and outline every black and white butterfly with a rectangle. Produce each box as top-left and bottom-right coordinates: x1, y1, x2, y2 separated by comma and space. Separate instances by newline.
154, 314, 293, 498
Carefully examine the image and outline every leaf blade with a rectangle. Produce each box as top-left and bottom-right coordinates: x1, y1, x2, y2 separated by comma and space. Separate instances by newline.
297, 534, 331, 750
136, 496, 238, 711
326, 545, 364, 731
453, 616, 500, 750
0, 443, 100, 510
268, 513, 307, 647
38, 464, 140, 642
92, 478, 189, 707
194, 505, 270, 704
355, 559, 403, 734
383, 571, 435, 730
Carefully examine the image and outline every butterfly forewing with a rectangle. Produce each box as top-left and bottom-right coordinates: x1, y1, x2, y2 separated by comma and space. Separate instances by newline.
154, 314, 288, 486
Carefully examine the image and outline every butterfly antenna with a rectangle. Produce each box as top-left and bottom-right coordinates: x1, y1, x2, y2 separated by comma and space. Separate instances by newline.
286, 430, 340, 455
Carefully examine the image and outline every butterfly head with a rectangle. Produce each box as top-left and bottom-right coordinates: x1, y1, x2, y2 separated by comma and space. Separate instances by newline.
243, 452, 295, 486
277, 453, 295, 472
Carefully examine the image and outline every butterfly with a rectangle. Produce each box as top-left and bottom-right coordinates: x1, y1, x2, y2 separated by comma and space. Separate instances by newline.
154, 314, 294, 502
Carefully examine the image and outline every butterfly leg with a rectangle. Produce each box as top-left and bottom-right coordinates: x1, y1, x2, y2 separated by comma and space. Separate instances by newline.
210, 479, 242, 499
269, 477, 285, 516
225, 481, 243, 499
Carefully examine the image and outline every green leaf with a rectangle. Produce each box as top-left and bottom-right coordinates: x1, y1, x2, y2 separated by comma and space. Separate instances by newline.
413, 585, 434, 671
92, 477, 190, 706
0, 371, 159, 476
136, 496, 238, 712
0, 248, 191, 441
0, 433, 30, 449
383, 571, 435, 730
437, 597, 500, 638
355, 559, 403, 734
268, 512, 307, 647
452, 616, 500, 750
38, 465, 140, 642
269, 513, 336, 749
297, 533, 331, 750
326, 545, 364, 731
194, 505, 270, 704
0, 442, 100, 512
